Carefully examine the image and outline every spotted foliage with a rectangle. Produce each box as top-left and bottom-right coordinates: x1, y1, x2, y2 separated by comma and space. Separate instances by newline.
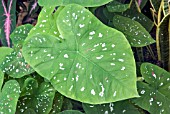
0, 47, 13, 64
23, 4, 139, 104
83, 100, 140, 114
0, 80, 20, 114
17, 82, 55, 114
113, 15, 155, 47
133, 63, 170, 114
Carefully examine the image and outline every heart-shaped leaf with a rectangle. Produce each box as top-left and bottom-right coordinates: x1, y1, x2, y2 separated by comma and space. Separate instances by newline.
133, 63, 170, 114
0, 46, 34, 78
23, 4, 139, 104
0, 80, 20, 114
83, 100, 141, 114
113, 15, 155, 47
0, 47, 13, 64
17, 82, 55, 114
10, 24, 33, 46
38, 0, 113, 7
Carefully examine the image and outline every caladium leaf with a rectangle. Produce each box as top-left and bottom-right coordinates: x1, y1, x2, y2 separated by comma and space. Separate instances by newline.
38, 0, 113, 7
83, 100, 141, 114
17, 82, 55, 114
58, 110, 84, 114
0, 46, 34, 78
0, 47, 13, 64
0, 80, 20, 114
106, 0, 130, 12
133, 63, 170, 114
10, 24, 33, 46
23, 4, 139, 104
113, 15, 155, 47
28, 6, 63, 38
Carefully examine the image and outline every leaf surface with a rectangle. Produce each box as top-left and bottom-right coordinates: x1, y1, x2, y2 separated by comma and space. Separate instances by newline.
23, 4, 138, 104
133, 63, 170, 114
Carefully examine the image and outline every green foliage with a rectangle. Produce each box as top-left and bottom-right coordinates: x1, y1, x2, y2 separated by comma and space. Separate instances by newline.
83, 100, 141, 114
10, 24, 33, 46
38, 0, 113, 7
17, 81, 55, 114
0, 80, 20, 114
0, 47, 13, 64
113, 15, 155, 47
23, 4, 139, 104
133, 63, 170, 114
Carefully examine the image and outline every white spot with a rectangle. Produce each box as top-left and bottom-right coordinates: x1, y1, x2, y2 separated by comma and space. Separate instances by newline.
64, 54, 69, 58
64, 78, 67, 80
112, 44, 115, 48
16, 69, 19, 72
141, 90, 145, 94
96, 55, 104, 59
90, 74, 92, 79
89, 31, 95, 35
121, 67, 125, 70
69, 85, 73, 91
76, 75, 79, 82
110, 63, 115, 66
118, 59, 124, 62
91, 89, 95, 95
113, 91, 117, 97
42, 20, 47, 22
122, 110, 126, 113
104, 111, 108, 114
98, 33, 103, 37
82, 43, 86, 46
80, 87, 85, 91
79, 24, 85, 28
99, 83, 105, 97
159, 83, 163, 86
77, 33, 81, 36
102, 43, 106, 47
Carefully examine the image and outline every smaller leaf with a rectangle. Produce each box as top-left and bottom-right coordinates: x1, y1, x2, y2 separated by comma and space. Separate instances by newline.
10, 24, 33, 46
58, 110, 83, 114
0, 46, 34, 78
17, 82, 55, 114
133, 63, 170, 114
0, 80, 20, 114
0, 47, 13, 64
106, 1, 129, 13
113, 15, 155, 47
83, 100, 140, 114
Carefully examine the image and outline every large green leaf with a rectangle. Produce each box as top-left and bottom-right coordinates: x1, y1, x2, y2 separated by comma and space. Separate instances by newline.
0, 80, 20, 114
133, 63, 170, 114
38, 0, 113, 7
113, 15, 155, 47
10, 24, 33, 46
23, 4, 139, 104
83, 100, 141, 114
17, 82, 55, 114
0, 47, 13, 64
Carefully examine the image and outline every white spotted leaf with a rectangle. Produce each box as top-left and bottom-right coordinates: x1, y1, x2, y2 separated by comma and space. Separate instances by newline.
83, 100, 141, 114
0, 80, 20, 114
0, 47, 13, 64
38, 0, 113, 7
22, 4, 139, 104
17, 82, 55, 114
106, 0, 130, 12
10, 24, 33, 46
113, 15, 155, 47
133, 63, 170, 114
0, 47, 34, 78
